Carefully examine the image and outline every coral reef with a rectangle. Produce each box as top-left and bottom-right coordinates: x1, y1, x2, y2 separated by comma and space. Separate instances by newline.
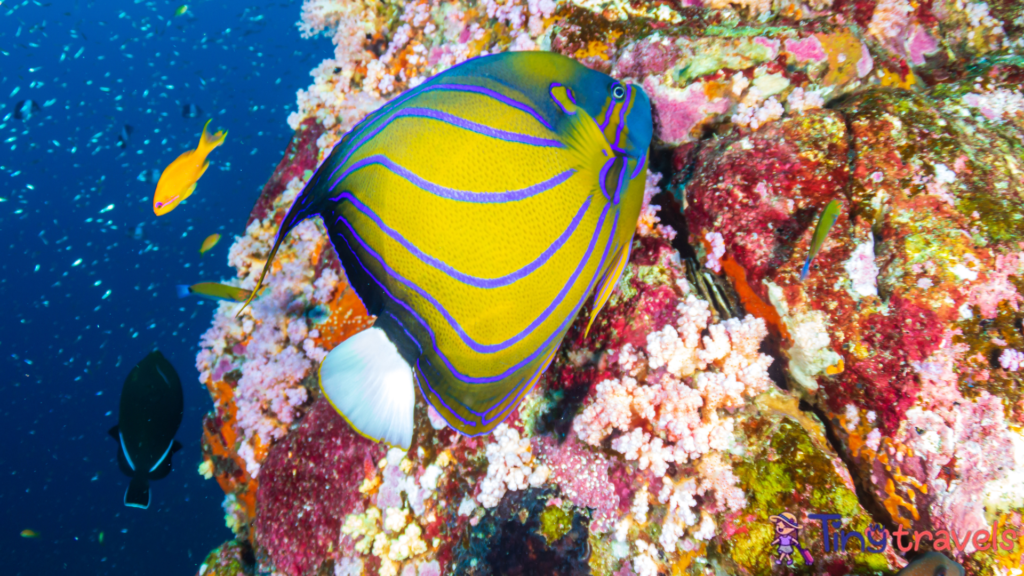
192, 0, 1024, 574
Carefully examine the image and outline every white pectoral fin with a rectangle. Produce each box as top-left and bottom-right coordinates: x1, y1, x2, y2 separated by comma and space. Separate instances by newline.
586, 241, 631, 337
319, 327, 415, 450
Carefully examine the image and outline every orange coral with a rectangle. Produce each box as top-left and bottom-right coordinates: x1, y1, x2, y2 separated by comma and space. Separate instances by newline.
719, 254, 792, 345
312, 283, 375, 348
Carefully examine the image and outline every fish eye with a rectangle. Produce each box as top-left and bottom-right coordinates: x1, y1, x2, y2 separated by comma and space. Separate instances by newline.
612, 84, 626, 100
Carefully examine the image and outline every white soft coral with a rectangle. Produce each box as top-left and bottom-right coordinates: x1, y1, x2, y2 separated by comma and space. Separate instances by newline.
477, 424, 549, 508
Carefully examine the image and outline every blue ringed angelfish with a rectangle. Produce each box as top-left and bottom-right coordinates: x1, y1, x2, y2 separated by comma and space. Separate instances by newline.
240, 52, 653, 449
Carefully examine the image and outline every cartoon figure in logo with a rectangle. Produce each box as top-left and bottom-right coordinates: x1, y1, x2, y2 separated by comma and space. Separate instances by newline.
770, 512, 813, 566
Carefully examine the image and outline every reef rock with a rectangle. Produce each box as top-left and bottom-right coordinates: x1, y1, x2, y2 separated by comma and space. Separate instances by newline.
192, 0, 1024, 574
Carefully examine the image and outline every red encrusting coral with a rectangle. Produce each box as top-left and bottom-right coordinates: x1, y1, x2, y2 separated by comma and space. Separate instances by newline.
254, 398, 386, 576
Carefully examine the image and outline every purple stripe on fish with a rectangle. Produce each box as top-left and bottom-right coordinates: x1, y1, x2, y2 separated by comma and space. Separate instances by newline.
415, 360, 477, 427
481, 350, 551, 427
480, 211, 622, 424
549, 83, 575, 116
333, 202, 609, 357
631, 151, 646, 180
384, 310, 423, 354
599, 100, 615, 132
335, 191, 593, 288
330, 201, 618, 427
614, 158, 628, 204
399, 107, 562, 147
614, 85, 632, 152
430, 83, 554, 131
598, 157, 615, 202
448, 208, 620, 420
328, 154, 576, 204
325, 104, 559, 187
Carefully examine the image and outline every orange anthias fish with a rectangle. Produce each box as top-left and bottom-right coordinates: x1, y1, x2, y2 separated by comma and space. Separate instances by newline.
199, 233, 220, 255
153, 119, 226, 216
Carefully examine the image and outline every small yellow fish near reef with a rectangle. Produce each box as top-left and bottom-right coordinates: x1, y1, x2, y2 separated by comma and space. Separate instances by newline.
21, 529, 40, 539
199, 233, 221, 255
174, 5, 188, 17
243, 52, 653, 449
153, 119, 226, 216
800, 198, 841, 281
178, 282, 265, 303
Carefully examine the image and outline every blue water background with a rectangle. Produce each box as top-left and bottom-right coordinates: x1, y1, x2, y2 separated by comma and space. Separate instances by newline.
0, 1, 331, 573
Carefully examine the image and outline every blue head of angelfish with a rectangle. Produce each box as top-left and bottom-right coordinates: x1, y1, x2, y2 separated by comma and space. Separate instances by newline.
571, 72, 653, 159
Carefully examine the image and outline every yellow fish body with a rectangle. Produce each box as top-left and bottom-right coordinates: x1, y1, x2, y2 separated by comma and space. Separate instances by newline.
199, 233, 221, 255
243, 52, 652, 448
153, 119, 226, 216
20, 529, 40, 539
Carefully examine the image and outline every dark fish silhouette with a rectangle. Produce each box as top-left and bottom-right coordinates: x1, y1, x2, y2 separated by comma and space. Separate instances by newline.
108, 350, 183, 509
896, 552, 964, 576
181, 103, 201, 118
13, 99, 40, 121
137, 168, 161, 184
117, 124, 133, 149
130, 222, 145, 241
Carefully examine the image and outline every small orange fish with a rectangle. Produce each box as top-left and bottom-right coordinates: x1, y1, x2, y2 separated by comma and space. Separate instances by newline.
199, 233, 221, 255
21, 529, 40, 538
153, 119, 226, 216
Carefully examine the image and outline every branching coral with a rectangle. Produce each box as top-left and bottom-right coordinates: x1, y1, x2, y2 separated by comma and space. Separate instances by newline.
571, 278, 770, 559
575, 294, 772, 473
477, 424, 550, 508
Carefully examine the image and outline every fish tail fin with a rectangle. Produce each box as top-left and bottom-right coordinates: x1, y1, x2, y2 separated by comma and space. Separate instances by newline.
124, 476, 151, 509
198, 119, 227, 151
799, 258, 811, 282
176, 285, 192, 299
237, 175, 325, 317
319, 327, 415, 450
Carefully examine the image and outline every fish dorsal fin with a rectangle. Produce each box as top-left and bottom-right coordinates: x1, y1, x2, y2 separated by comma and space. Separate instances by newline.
585, 240, 631, 337
237, 176, 325, 316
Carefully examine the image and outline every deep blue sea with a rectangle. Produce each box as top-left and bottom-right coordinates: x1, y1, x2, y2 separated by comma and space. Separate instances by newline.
1, 1, 331, 573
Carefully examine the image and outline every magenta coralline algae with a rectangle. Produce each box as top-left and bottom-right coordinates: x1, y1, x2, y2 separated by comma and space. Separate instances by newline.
191, 0, 1024, 575
255, 399, 386, 576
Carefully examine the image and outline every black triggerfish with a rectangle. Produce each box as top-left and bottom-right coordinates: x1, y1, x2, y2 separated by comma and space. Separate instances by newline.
108, 350, 183, 509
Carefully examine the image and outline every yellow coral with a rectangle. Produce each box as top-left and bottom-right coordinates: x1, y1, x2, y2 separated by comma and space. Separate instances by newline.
198, 459, 214, 480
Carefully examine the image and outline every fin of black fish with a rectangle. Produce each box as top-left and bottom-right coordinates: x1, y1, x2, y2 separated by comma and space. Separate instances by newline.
115, 441, 134, 477
319, 326, 415, 449
124, 476, 150, 509
148, 440, 182, 480
117, 124, 133, 149
107, 424, 118, 439
14, 99, 39, 120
